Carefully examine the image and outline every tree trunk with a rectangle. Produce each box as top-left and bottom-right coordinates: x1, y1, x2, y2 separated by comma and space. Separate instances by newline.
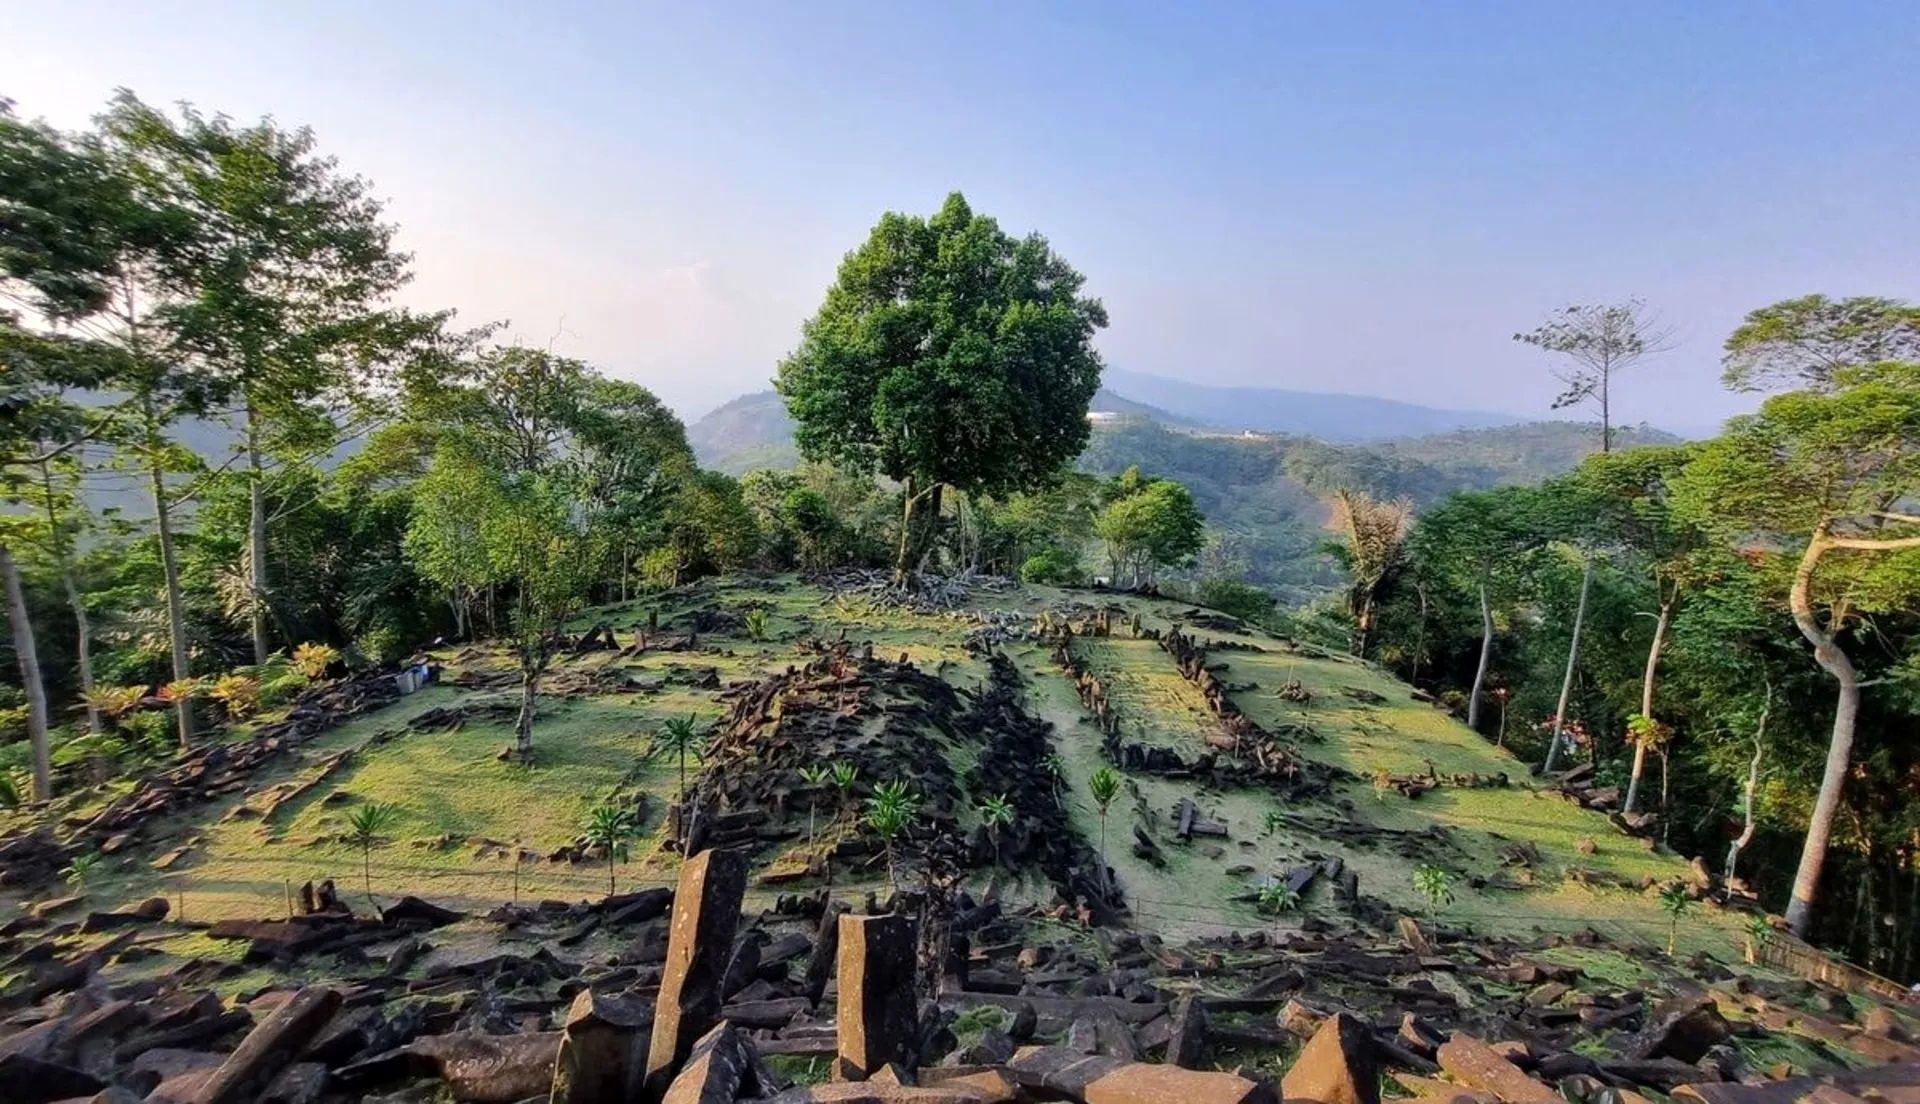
246, 402, 271, 666
1466, 581, 1493, 731
1785, 532, 1860, 938
1623, 596, 1673, 815
2, 546, 53, 801
1542, 553, 1595, 773
1353, 591, 1376, 659
1409, 582, 1429, 687
40, 464, 100, 734
1725, 685, 1771, 883
892, 478, 943, 585
514, 666, 538, 759
147, 418, 194, 751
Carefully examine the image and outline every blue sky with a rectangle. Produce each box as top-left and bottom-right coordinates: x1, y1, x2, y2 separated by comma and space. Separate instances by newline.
9, 2, 1917, 432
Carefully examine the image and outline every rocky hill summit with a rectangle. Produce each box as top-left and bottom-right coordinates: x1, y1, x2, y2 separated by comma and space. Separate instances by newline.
1, 575, 1915, 1102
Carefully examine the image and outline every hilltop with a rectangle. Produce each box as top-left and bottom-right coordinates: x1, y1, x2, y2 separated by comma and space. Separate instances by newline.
2, 574, 1915, 1101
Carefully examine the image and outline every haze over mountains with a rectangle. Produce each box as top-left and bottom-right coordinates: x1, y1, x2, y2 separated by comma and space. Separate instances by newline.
687, 370, 1670, 598
687, 368, 1532, 474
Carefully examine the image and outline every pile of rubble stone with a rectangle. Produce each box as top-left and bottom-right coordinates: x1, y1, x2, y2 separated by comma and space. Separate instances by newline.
4, 842, 1916, 1104
687, 642, 1110, 914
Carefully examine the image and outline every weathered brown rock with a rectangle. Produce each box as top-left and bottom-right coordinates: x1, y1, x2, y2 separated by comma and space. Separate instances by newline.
1279, 997, 1330, 1039
1083, 1061, 1278, 1104
836, 912, 921, 1080
1282, 1011, 1379, 1104
1436, 1033, 1557, 1104
662, 1021, 754, 1104
1164, 997, 1206, 1069
191, 985, 341, 1104
645, 847, 748, 1100
1634, 996, 1731, 1064
766, 1083, 1002, 1103
411, 1030, 561, 1102
551, 988, 653, 1104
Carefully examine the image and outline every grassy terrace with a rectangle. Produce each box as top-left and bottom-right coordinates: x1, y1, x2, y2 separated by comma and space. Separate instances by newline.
5, 576, 1741, 959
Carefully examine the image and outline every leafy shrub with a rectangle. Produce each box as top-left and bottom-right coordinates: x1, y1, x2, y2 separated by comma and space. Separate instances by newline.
1020, 546, 1084, 586
292, 642, 342, 680
744, 608, 770, 641
1412, 863, 1456, 911
126, 710, 173, 754
83, 685, 148, 722
54, 731, 133, 783
1197, 578, 1276, 623
254, 657, 310, 710
208, 674, 262, 720
354, 625, 409, 666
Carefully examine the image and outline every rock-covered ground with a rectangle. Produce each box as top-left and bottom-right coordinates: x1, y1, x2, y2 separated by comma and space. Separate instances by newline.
2, 573, 1915, 1101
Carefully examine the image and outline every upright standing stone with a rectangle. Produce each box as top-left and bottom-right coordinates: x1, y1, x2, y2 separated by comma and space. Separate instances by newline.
835, 912, 919, 1080
551, 988, 653, 1104
645, 848, 748, 1101
1281, 1011, 1379, 1104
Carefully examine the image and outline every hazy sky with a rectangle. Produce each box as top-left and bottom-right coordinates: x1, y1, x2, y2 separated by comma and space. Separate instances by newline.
9, 2, 1918, 432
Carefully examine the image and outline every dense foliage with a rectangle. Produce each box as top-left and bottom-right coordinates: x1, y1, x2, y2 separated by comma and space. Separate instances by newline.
1351, 312, 1920, 977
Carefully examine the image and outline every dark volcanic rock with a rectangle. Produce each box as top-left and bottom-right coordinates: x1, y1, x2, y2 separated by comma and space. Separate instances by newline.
836, 912, 920, 1080
644, 847, 748, 1097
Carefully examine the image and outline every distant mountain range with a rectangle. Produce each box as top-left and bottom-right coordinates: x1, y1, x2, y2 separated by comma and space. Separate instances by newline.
685, 374, 1672, 597
687, 370, 1531, 475
1098, 368, 1523, 441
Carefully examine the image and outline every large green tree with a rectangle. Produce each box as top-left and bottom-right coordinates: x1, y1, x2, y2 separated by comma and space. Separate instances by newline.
100, 93, 433, 665
1094, 468, 1206, 589
1515, 301, 1673, 772
1402, 488, 1542, 732
1722, 294, 1920, 394
1673, 361, 1920, 937
776, 192, 1107, 582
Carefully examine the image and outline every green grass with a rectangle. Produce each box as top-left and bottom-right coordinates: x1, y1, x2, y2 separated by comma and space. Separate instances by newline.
3, 577, 1748, 959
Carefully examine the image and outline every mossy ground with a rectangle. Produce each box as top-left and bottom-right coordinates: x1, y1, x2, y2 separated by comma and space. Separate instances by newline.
8, 576, 1741, 959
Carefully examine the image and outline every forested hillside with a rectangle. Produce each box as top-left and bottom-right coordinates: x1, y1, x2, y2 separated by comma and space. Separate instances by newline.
694, 393, 1675, 595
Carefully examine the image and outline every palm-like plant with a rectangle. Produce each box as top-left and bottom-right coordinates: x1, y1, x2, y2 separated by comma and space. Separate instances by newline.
83, 684, 148, 724
208, 673, 262, 720
1659, 883, 1693, 955
865, 781, 920, 891
829, 761, 859, 815
346, 802, 402, 905
62, 851, 101, 889
978, 792, 1015, 864
1088, 767, 1122, 899
1411, 863, 1455, 914
583, 805, 639, 897
1042, 752, 1068, 796
653, 715, 704, 838
1257, 880, 1302, 938
744, 608, 770, 642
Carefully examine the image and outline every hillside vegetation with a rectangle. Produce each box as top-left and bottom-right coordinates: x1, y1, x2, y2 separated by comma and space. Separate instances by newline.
11, 576, 1733, 957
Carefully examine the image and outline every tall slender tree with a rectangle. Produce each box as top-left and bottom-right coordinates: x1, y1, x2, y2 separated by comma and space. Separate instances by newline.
1673, 361, 1920, 937
1516, 301, 1673, 771
99, 93, 428, 665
